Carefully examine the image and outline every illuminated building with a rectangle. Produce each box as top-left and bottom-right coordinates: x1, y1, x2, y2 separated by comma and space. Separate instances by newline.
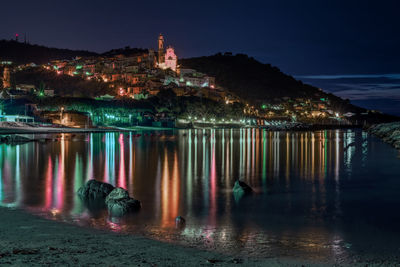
164, 47, 177, 71
157, 34, 178, 72
42, 110, 92, 128
164, 69, 216, 88
158, 34, 165, 65
2, 67, 11, 89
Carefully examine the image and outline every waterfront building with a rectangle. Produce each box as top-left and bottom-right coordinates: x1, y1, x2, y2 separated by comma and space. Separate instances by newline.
42, 110, 92, 128
16, 84, 35, 92
0, 114, 35, 123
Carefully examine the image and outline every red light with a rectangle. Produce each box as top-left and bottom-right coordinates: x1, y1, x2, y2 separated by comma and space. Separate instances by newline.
15, 34, 19, 37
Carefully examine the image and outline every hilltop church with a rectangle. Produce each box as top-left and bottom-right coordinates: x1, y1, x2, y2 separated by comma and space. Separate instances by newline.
156, 34, 177, 72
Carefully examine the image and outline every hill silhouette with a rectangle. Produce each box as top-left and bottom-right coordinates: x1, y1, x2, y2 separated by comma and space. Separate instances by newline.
0, 40, 148, 64
180, 53, 363, 112
0, 40, 98, 64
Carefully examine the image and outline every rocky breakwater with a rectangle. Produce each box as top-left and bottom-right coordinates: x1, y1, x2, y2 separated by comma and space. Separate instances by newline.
367, 122, 400, 149
78, 180, 141, 216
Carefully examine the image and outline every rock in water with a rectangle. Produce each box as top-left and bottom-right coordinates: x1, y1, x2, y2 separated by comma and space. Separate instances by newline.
233, 180, 253, 202
175, 216, 186, 228
105, 187, 130, 202
105, 187, 141, 217
77, 179, 115, 201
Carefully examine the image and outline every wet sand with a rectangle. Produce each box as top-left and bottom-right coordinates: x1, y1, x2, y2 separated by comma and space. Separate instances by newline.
0, 207, 296, 266
1, 207, 394, 266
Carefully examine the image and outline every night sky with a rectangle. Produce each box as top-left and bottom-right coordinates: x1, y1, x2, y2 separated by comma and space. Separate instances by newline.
2, 0, 400, 114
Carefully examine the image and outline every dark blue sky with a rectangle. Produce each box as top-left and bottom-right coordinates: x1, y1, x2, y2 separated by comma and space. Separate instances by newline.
2, 0, 400, 114
2, 0, 399, 75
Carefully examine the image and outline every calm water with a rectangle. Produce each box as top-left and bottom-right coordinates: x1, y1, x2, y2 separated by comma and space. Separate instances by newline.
1, 129, 400, 263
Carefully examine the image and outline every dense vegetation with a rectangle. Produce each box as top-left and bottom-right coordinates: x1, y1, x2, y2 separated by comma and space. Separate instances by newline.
2, 89, 245, 123
150, 89, 245, 119
13, 68, 113, 97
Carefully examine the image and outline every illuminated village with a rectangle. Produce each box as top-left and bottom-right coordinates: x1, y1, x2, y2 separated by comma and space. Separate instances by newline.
1, 1, 400, 266
0, 34, 366, 129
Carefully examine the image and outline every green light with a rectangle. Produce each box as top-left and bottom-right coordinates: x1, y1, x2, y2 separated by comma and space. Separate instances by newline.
261, 104, 267, 109
76, 65, 82, 70
73, 71, 78, 75
85, 72, 91, 76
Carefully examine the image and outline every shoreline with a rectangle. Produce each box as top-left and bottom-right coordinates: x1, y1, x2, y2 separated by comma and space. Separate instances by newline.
0, 124, 361, 135
1, 206, 396, 266
0, 207, 325, 267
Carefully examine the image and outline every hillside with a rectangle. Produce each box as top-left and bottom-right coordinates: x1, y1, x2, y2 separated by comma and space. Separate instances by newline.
0, 40, 98, 64
14, 68, 113, 97
180, 53, 363, 113
102, 46, 148, 57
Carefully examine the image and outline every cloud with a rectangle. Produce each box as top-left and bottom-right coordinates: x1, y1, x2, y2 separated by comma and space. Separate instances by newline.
297, 74, 400, 80
333, 88, 400, 100
297, 73, 400, 100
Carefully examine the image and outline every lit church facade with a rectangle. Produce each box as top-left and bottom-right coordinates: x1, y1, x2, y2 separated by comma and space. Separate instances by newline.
157, 34, 178, 72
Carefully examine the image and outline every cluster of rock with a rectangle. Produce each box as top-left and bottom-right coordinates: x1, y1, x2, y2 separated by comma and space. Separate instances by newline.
367, 122, 400, 149
78, 179, 141, 217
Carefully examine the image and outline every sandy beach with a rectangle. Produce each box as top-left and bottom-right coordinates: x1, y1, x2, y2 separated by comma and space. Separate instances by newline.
0, 207, 318, 267
1, 207, 396, 266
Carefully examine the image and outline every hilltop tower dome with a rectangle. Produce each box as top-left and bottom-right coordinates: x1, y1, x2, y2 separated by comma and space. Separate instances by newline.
158, 33, 165, 64
3, 67, 11, 89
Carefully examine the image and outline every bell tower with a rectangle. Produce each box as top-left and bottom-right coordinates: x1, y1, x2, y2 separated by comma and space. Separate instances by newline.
158, 33, 165, 64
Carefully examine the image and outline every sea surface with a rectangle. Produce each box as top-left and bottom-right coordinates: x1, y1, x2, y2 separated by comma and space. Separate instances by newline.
1, 129, 400, 263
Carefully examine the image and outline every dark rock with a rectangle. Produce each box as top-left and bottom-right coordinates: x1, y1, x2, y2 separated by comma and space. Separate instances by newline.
12, 248, 39, 255
105, 187, 141, 217
233, 180, 253, 202
230, 258, 243, 264
105, 187, 129, 202
207, 259, 221, 264
175, 216, 186, 228
77, 179, 114, 201
367, 122, 400, 150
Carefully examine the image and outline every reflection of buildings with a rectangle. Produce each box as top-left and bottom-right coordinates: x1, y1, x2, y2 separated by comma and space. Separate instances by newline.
0, 130, 364, 259
2, 66, 11, 89
161, 150, 180, 227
